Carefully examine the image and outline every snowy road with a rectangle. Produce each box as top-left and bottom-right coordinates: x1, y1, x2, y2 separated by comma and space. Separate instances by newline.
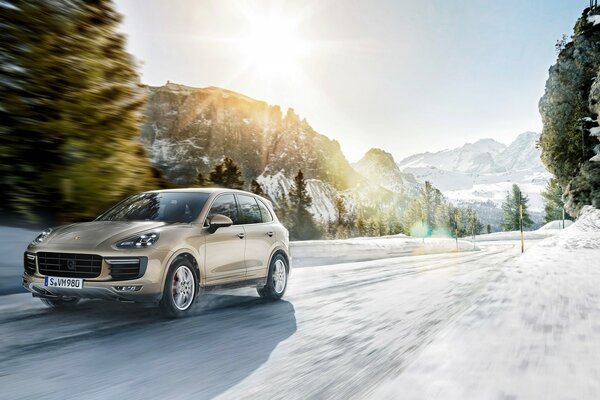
0, 242, 521, 400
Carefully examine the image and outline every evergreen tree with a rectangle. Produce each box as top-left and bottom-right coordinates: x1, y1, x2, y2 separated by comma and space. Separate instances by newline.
288, 170, 319, 240
450, 206, 462, 241
250, 178, 267, 197
465, 207, 482, 239
542, 178, 572, 223
208, 157, 245, 189
275, 193, 292, 227
194, 173, 206, 187
334, 196, 347, 227
501, 184, 534, 231
421, 181, 437, 229
0, 0, 155, 222
355, 209, 367, 236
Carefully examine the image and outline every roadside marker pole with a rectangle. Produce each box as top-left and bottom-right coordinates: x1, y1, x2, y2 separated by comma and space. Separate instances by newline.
520, 203, 524, 253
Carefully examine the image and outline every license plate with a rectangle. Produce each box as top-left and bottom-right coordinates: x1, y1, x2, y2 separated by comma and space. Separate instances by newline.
44, 276, 84, 289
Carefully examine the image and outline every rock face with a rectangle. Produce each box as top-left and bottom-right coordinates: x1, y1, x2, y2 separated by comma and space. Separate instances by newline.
141, 83, 359, 190
352, 148, 418, 195
140, 83, 409, 222
539, 7, 600, 215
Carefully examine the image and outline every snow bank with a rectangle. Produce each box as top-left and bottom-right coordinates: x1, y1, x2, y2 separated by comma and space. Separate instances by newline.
291, 235, 476, 267
470, 220, 572, 242
537, 219, 574, 230
372, 206, 600, 399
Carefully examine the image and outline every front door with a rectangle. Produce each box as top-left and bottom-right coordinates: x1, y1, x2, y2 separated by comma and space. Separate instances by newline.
204, 194, 246, 284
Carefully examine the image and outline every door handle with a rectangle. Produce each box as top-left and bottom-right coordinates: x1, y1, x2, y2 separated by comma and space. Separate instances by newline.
266, 232, 274, 237
237, 233, 245, 239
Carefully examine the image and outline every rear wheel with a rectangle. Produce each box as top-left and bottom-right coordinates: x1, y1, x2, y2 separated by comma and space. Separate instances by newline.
159, 259, 198, 318
40, 297, 80, 309
257, 254, 288, 300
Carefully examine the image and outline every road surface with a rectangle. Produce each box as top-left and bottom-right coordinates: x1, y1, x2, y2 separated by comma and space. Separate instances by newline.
0, 241, 522, 400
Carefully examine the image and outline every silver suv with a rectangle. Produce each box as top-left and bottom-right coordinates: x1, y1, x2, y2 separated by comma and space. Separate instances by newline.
22, 188, 291, 317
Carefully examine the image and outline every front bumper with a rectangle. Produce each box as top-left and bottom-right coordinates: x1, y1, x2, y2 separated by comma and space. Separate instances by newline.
22, 249, 172, 303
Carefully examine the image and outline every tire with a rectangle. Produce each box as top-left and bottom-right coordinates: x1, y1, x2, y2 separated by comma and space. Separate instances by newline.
40, 297, 80, 309
159, 258, 198, 318
257, 254, 288, 300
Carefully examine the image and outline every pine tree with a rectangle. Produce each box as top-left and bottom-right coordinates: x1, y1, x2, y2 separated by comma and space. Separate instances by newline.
421, 181, 436, 230
0, 0, 155, 222
542, 178, 572, 223
194, 173, 206, 187
355, 209, 367, 236
450, 206, 462, 241
334, 196, 347, 227
288, 170, 319, 240
465, 207, 482, 239
275, 193, 292, 227
250, 178, 267, 197
208, 157, 245, 189
501, 184, 534, 231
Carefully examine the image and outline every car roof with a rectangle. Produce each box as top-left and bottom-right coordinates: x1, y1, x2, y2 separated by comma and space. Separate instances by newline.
145, 188, 272, 203
148, 188, 241, 194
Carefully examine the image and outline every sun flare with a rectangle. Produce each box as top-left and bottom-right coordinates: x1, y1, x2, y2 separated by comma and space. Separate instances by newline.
240, 15, 308, 78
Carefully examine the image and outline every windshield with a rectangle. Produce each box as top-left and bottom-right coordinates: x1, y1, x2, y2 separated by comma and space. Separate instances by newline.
97, 192, 210, 223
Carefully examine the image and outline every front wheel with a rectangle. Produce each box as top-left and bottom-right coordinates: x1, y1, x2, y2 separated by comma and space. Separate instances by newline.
159, 259, 198, 318
257, 254, 288, 300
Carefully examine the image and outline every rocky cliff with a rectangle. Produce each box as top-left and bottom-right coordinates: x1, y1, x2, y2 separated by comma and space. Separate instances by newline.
140, 83, 408, 222
141, 83, 360, 190
539, 6, 600, 215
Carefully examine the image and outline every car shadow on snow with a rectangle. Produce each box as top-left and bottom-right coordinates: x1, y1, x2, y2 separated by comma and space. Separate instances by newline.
12, 293, 297, 399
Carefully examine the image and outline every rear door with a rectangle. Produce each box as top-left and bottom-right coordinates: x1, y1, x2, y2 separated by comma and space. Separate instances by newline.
236, 194, 277, 280
204, 194, 246, 284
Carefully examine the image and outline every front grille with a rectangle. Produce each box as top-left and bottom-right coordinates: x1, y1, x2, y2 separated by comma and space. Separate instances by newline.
107, 257, 147, 281
37, 252, 102, 278
24, 253, 36, 275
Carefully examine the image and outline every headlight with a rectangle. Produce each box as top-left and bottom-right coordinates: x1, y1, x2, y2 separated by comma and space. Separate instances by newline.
31, 228, 52, 245
116, 232, 160, 249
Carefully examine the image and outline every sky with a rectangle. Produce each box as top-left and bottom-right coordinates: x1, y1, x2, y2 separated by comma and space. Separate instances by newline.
115, 0, 585, 162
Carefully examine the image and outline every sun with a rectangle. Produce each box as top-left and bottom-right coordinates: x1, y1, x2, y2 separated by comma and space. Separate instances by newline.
240, 15, 308, 78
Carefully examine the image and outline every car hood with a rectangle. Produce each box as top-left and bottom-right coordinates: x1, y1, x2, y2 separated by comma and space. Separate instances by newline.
44, 221, 169, 247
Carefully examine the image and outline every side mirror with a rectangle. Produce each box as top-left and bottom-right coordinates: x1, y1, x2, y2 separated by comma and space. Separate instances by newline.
207, 214, 233, 233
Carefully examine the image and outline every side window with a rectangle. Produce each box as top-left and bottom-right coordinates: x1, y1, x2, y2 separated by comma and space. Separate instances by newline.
237, 195, 262, 224
207, 194, 239, 225
256, 199, 273, 223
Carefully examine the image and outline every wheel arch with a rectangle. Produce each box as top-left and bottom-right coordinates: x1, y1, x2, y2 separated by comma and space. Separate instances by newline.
269, 248, 291, 274
162, 249, 202, 289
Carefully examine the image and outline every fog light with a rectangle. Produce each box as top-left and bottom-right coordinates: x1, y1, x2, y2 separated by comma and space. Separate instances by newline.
114, 286, 142, 292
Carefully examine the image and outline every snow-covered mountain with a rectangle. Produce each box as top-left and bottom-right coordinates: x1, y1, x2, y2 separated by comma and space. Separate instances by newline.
398, 138, 507, 174
397, 132, 551, 227
495, 131, 544, 172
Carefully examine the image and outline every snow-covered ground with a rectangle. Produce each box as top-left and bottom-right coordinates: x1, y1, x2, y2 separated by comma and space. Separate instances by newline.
373, 206, 600, 399
468, 219, 574, 242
